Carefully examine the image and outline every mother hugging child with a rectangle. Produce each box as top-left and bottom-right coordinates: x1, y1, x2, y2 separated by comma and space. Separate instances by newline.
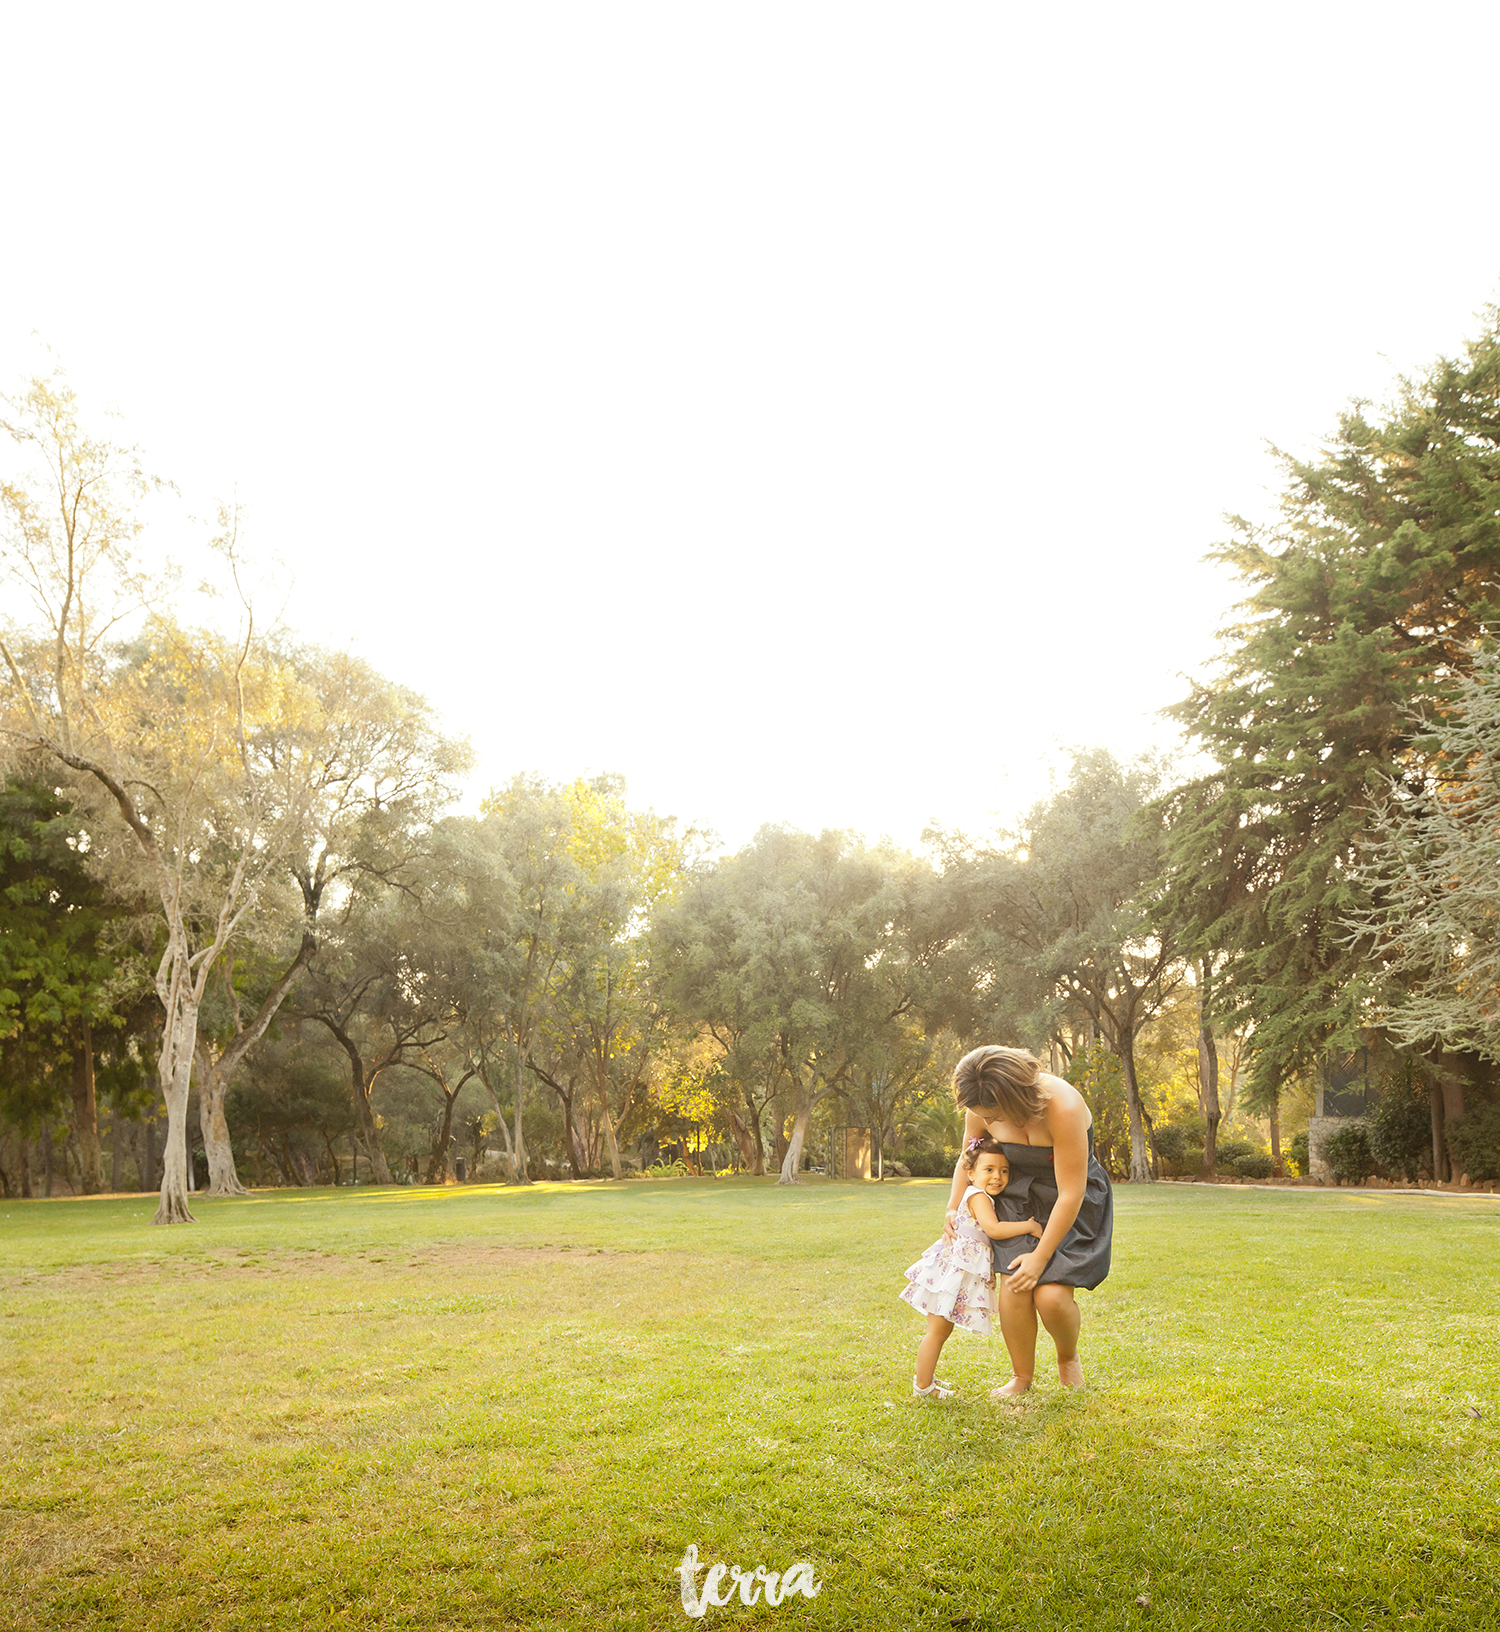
899, 1044, 1114, 1400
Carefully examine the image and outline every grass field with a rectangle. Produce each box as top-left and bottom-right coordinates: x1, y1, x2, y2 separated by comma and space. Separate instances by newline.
1, 1178, 1497, 1631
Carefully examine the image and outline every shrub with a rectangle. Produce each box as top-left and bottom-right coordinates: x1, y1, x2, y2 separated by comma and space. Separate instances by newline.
1324, 1123, 1375, 1185
1213, 1137, 1255, 1168
1152, 1124, 1203, 1171
1288, 1132, 1310, 1177
889, 1149, 956, 1179
1368, 1072, 1432, 1182
1445, 1102, 1500, 1183
1230, 1153, 1275, 1179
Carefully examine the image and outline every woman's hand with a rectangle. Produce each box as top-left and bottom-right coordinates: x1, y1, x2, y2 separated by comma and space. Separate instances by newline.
1003, 1248, 1051, 1294
942, 1209, 960, 1242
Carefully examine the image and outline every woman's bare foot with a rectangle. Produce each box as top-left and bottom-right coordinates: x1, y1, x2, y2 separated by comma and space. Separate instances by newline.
1057, 1354, 1085, 1388
989, 1375, 1031, 1400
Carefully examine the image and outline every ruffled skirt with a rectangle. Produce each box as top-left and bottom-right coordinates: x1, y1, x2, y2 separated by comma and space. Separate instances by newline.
899, 1233, 996, 1336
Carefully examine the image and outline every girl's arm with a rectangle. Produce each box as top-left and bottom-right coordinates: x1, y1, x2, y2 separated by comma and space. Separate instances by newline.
965, 1191, 1043, 1241
1004, 1090, 1089, 1292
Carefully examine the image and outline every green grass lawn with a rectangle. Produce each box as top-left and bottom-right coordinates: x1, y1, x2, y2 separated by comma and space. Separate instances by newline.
1, 1178, 1497, 1631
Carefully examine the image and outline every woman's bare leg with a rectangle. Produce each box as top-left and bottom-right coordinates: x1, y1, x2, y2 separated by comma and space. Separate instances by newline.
915, 1314, 953, 1388
1034, 1284, 1083, 1386
991, 1281, 1037, 1398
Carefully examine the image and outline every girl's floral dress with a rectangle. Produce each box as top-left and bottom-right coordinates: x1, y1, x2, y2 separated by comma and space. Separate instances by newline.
899, 1184, 997, 1336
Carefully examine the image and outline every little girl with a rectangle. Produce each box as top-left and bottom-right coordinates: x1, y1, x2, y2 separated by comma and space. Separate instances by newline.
899, 1135, 1041, 1397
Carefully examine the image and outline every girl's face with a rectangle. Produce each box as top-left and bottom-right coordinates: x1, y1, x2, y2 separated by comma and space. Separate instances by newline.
971, 1152, 1009, 1195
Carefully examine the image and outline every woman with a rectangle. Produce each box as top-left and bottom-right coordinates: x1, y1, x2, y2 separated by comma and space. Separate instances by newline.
943, 1044, 1113, 1398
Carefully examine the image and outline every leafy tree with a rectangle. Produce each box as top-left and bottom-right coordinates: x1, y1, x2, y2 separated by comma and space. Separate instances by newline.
1165, 307, 1500, 1114
653, 828, 922, 1184
226, 1026, 358, 1186
956, 750, 1185, 1182
1, 379, 328, 1221
533, 778, 698, 1179
294, 882, 456, 1183
0, 777, 132, 1192
1, 378, 466, 1218
1347, 651, 1500, 1060
190, 647, 466, 1195
1444, 1104, 1500, 1184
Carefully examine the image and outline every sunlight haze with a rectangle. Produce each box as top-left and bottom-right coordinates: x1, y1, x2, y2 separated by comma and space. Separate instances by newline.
3, 2, 1498, 848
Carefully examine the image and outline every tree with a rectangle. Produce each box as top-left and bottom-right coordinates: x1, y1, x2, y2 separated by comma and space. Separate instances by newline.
653, 827, 916, 1184
1, 379, 467, 1216
960, 750, 1185, 1182
0, 377, 330, 1221
536, 778, 696, 1179
1342, 648, 1500, 1175
1165, 306, 1500, 1112
294, 885, 454, 1185
1347, 649, 1500, 1063
189, 647, 467, 1195
0, 777, 129, 1192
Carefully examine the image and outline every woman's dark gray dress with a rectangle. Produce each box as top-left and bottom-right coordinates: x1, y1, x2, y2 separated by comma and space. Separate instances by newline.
990, 1129, 1113, 1290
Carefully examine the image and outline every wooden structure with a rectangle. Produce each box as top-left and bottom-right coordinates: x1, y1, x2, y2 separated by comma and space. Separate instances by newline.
827, 1126, 871, 1181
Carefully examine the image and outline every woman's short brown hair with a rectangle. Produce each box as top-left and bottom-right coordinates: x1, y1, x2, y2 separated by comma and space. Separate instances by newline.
953, 1045, 1048, 1125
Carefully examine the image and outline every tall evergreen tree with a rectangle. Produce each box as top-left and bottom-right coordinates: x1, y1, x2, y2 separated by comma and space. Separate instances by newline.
1164, 305, 1500, 1104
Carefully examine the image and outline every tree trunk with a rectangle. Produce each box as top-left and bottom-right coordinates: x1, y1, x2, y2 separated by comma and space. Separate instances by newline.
195, 1044, 251, 1197
777, 1084, 814, 1185
559, 1091, 582, 1178
511, 1048, 530, 1183
1269, 1092, 1283, 1178
69, 1022, 104, 1195
746, 1094, 766, 1176
480, 1075, 519, 1180
316, 1020, 395, 1185
19, 1135, 34, 1199
43, 1119, 54, 1197
598, 1086, 624, 1180
726, 1106, 760, 1174
352, 1081, 393, 1184
527, 1056, 584, 1177
154, 999, 199, 1225
426, 1090, 460, 1183
1119, 1035, 1153, 1184
109, 1110, 123, 1192
1196, 976, 1221, 1177
1430, 1078, 1448, 1182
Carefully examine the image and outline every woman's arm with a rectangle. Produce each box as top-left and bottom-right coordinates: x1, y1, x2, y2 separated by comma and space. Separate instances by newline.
1003, 1090, 1089, 1293
941, 1110, 989, 1239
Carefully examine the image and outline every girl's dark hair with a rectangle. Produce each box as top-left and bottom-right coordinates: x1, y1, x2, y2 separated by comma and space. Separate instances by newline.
953, 1044, 1048, 1125
960, 1135, 1007, 1173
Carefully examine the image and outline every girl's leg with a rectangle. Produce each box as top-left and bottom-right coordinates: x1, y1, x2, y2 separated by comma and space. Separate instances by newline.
915, 1315, 953, 1388
992, 1281, 1038, 1398
1033, 1284, 1083, 1386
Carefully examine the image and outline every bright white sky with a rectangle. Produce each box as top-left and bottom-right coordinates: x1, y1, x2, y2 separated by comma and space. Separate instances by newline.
3, 3, 1498, 851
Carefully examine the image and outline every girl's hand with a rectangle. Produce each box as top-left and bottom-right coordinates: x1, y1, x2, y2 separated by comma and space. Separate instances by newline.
1003, 1249, 1050, 1294
1026, 1219, 1043, 1237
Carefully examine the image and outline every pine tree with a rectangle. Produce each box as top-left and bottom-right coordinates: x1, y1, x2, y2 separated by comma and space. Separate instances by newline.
1164, 304, 1500, 1103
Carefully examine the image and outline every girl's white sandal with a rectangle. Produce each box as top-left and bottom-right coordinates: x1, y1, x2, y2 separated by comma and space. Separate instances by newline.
912, 1376, 956, 1398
